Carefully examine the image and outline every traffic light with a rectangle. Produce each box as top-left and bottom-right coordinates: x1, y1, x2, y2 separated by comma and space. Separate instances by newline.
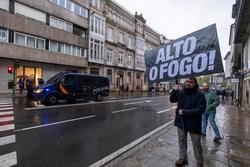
8, 66, 13, 73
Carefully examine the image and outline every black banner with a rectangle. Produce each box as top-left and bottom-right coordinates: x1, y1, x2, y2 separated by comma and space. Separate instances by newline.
145, 24, 224, 83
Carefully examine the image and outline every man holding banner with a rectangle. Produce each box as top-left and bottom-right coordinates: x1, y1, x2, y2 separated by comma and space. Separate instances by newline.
145, 24, 224, 167
170, 78, 206, 167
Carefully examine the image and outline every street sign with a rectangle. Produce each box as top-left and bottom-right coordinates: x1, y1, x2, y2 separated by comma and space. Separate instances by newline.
231, 78, 239, 83
212, 77, 223, 83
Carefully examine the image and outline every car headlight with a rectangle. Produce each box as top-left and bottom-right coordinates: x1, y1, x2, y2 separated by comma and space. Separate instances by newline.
34, 89, 44, 94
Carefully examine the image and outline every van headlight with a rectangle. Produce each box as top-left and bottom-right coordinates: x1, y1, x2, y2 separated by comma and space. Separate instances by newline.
34, 89, 44, 94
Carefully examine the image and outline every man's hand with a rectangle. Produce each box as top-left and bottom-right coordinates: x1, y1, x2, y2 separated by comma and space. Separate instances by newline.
179, 109, 183, 115
174, 85, 179, 91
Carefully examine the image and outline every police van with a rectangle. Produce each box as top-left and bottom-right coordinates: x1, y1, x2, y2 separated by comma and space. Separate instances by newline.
32, 72, 109, 105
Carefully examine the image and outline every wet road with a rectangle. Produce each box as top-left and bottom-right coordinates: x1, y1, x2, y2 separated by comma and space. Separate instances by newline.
9, 95, 174, 166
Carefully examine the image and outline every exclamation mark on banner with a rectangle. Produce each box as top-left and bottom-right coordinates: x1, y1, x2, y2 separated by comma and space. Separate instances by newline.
208, 50, 216, 71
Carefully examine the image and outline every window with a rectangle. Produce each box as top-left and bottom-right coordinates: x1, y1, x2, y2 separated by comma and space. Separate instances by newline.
128, 54, 132, 67
15, 2, 46, 23
50, 16, 73, 33
66, 0, 72, 10
118, 52, 123, 65
119, 32, 124, 44
74, 3, 80, 15
107, 48, 113, 64
107, 69, 112, 82
0, 28, 8, 42
58, 43, 65, 53
65, 44, 72, 54
127, 72, 132, 83
59, 0, 65, 7
15, 33, 25, 46
90, 38, 104, 62
91, 0, 100, 9
50, 41, 58, 52
90, 15, 104, 36
26, 36, 36, 48
49, 40, 86, 57
50, 0, 88, 19
128, 36, 133, 49
136, 37, 145, 51
107, 27, 113, 41
36, 39, 45, 49
15, 33, 45, 49
0, 0, 9, 11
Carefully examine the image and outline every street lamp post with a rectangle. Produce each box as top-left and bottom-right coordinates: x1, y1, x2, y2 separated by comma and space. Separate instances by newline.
141, 78, 143, 95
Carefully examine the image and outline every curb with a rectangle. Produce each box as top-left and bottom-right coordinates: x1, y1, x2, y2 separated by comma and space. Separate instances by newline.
89, 120, 174, 167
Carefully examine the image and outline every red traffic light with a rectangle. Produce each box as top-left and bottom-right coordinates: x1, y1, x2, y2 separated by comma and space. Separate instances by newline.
8, 66, 13, 73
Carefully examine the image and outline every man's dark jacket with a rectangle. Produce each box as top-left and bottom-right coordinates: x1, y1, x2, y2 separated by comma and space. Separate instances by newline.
170, 88, 206, 134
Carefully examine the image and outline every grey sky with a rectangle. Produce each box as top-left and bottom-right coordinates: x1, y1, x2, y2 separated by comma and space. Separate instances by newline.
115, 0, 235, 61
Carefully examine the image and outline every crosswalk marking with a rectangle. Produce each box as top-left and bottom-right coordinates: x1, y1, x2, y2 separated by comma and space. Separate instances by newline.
0, 105, 13, 108
0, 107, 13, 111
0, 135, 16, 147
0, 100, 17, 167
0, 103, 13, 105
0, 116, 14, 123
0, 152, 17, 167
0, 124, 15, 132
0, 111, 14, 116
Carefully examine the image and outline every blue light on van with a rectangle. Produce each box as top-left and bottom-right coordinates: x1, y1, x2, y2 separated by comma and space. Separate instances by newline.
45, 88, 50, 92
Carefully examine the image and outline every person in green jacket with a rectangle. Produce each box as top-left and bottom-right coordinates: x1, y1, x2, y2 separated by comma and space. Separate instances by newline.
201, 83, 222, 142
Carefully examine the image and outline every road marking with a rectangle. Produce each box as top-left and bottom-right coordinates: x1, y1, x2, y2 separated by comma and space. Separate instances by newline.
0, 111, 14, 116
89, 120, 174, 167
0, 103, 12, 106
14, 115, 96, 132
112, 108, 137, 114
0, 105, 13, 108
25, 96, 168, 111
0, 107, 13, 111
0, 116, 14, 123
124, 101, 144, 105
0, 152, 17, 167
0, 124, 15, 132
150, 103, 161, 107
0, 135, 16, 147
157, 107, 176, 114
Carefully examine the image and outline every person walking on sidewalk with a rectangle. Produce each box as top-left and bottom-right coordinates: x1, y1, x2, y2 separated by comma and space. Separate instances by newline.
201, 83, 221, 142
170, 77, 206, 167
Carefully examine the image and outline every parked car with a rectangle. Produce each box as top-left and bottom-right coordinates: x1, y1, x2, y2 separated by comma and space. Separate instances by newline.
32, 72, 109, 105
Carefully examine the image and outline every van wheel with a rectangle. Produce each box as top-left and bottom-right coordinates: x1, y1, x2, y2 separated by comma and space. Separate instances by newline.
46, 94, 58, 105
95, 94, 103, 102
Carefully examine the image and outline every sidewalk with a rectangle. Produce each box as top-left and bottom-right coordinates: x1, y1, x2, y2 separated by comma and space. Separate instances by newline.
117, 104, 250, 167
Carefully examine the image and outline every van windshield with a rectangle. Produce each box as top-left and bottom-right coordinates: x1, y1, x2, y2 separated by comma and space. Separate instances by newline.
46, 72, 65, 84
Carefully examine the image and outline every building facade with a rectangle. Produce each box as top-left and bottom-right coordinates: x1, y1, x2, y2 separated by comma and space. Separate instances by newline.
144, 25, 163, 90
0, 0, 89, 96
88, 0, 106, 76
231, 0, 250, 109
0, 0, 163, 96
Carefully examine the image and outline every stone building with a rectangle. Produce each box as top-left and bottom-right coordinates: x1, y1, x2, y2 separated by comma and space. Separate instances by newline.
0, 0, 163, 95
231, 0, 250, 109
0, 0, 89, 96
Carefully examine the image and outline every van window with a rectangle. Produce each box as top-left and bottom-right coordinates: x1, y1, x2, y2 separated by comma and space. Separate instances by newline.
62, 75, 73, 84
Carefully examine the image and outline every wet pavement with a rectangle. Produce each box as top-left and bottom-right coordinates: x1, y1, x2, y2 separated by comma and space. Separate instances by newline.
117, 102, 250, 167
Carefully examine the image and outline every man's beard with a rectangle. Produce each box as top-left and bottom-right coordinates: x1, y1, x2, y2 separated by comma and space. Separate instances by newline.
184, 86, 197, 94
